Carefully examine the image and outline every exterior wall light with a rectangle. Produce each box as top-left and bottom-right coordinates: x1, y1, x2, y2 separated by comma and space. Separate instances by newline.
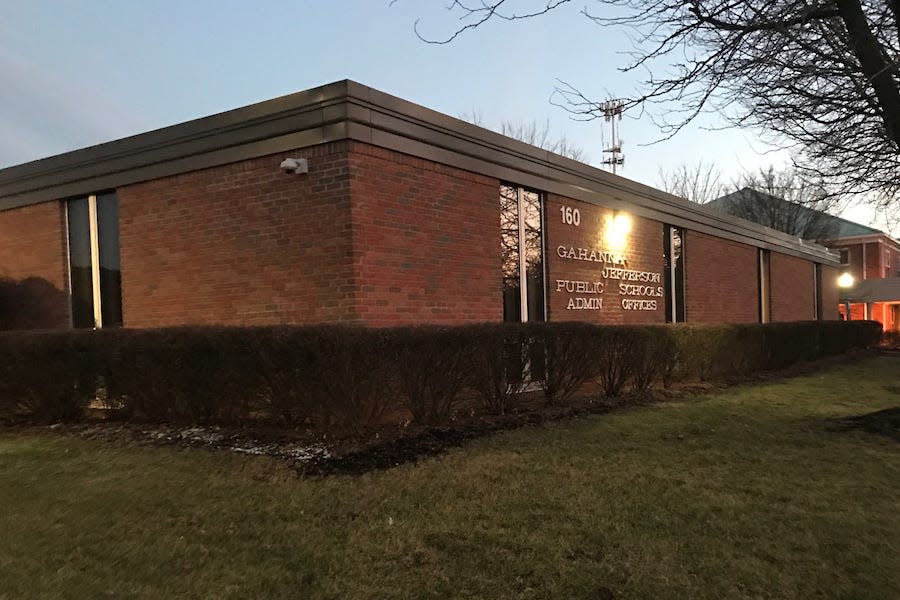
838, 272, 855, 320
604, 212, 632, 251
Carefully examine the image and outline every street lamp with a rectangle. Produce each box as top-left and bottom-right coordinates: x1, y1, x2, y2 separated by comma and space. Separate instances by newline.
838, 273, 855, 320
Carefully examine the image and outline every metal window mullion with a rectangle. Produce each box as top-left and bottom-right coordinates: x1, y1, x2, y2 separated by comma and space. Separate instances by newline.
539, 195, 547, 321
87, 195, 103, 329
670, 229, 678, 323
517, 187, 528, 323
759, 251, 771, 324
863, 243, 867, 279
760, 251, 766, 323
62, 201, 75, 328
813, 264, 819, 320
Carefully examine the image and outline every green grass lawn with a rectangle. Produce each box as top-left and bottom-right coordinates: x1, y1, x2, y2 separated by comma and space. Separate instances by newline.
1, 356, 899, 599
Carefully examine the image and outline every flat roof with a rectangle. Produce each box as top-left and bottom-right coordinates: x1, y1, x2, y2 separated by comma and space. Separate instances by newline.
0, 79, 839, 265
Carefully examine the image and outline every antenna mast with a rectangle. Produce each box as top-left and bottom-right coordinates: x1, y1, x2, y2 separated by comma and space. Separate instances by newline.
600, 99, 625, 174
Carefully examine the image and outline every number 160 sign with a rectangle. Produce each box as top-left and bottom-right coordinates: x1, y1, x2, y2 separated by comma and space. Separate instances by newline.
560, 205, 580, 226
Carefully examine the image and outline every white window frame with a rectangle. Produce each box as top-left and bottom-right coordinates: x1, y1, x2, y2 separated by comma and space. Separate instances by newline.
87, 195, 104, 328
839, 248, 850, 266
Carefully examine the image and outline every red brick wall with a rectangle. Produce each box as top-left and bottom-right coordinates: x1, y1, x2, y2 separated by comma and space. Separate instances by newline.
118, 142, 357, 327
884, 243, 900, 278
347, 142, 501, 326
871, 302, 897, 331
1, 142, 841, 331
826, 240, 900, 280
684, 231, 759, 323
835, 244, 864, 281
0, 201, 70, 329
845, 303, 899, 330
872, 241, 896, 279
545, 195, 666, 324
819, 265, 841, 320
849, 303, 867, 321
863, 242, 882, 280
771, 252, 815, 321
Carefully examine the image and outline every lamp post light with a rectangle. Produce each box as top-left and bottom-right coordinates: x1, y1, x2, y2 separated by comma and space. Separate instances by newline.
838, 272, 855, 320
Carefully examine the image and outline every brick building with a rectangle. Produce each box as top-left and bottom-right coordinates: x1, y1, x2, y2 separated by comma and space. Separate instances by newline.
830, 230, 900, 330
0, 80, 841, 331
709, 188, 900, 331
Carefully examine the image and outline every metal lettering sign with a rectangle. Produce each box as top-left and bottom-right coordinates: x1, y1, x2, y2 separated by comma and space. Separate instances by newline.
554, 208, 664, 312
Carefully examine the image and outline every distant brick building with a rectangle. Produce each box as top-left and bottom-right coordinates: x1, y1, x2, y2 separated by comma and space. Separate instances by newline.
0, 80, 840, 331
709, 188, 899, 331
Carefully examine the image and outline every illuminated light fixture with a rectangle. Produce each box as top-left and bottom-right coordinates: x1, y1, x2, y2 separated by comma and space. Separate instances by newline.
837, 272, 855, 321
604, 212, 632, 251
837, 272, 855, 288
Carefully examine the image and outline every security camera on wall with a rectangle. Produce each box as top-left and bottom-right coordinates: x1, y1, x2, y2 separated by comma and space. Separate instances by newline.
279, 157, 308, 175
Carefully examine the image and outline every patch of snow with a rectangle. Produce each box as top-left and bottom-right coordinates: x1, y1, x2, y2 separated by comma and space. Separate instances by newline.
69, 422, 333, 465
230, 445, 268, 456
178, 427, 224, 444
281, 443, 332, 461
229, 442, 331, 462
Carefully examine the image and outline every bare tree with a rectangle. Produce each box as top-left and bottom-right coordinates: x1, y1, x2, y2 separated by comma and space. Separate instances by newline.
458, 109, 487, 127
459, 113, 588, 161
871, 207, 900, 238
710, 166, 847, 241
657, 160, 724, 204
499, 119, 587, 162
413, 1, 900, 205
732, 166, 842, 208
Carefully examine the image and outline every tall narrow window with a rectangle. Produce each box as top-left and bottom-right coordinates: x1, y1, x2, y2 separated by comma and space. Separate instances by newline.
96, 192, 123, 327
67, 198, 94, 328
500, 183, 546, 383
663, 225, 685, 322
814, 263, 824, 320
500, 183, 545, 323
66, 192, 122, 328
759, 249, 771, 323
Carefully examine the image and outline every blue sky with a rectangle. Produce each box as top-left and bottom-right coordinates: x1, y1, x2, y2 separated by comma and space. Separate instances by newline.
0, 0, 886, 230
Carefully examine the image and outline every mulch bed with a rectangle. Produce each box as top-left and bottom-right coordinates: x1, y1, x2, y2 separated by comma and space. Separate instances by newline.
27, 393, 646, 477
2, 349, 888, 477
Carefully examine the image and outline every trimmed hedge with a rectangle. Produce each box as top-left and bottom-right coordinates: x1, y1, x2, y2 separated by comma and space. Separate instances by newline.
464, 323, 532, 415
103, 326, 396, 429
0, 320, 882, 428
388, 326, 471, 425
104, 327, 260, 424
0, 330, 97, 423
530, 322, 599, 405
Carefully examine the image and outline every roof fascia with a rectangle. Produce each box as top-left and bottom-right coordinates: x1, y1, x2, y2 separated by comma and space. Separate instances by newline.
0, 79, 839, 265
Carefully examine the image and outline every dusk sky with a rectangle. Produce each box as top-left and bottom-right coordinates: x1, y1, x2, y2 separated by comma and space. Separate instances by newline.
0, 0, 888, 230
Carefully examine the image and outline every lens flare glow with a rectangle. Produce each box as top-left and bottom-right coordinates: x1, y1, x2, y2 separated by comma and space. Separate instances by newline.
604, 213, 632, 251
837, 272, 855, 288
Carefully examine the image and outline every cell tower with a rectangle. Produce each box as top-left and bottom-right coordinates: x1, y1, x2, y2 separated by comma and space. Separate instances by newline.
600, 99, 625, 174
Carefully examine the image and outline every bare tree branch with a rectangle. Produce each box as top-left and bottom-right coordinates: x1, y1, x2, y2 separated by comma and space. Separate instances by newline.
459, 113, 588, 161
657, 160, 725, 203
413, 1, 574, 44
411, 0, 900, 205
710, 165, 849, 240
